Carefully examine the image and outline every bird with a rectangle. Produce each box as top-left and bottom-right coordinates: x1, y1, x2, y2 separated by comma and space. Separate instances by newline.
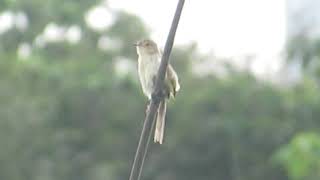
134, 39, 180, 144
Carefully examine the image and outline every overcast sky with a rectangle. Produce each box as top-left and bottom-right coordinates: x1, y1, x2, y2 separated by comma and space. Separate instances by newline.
107, 0, 286, 55
105, 0, 287, 75
0, 0, 287, 75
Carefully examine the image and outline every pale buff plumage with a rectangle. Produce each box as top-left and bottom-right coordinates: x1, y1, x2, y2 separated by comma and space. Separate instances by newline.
135, 39, 180, 144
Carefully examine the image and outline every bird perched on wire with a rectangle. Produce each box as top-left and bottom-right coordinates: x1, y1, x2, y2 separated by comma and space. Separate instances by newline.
134, 39, 180, 144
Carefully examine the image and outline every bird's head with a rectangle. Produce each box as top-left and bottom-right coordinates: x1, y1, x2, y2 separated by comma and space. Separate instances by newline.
134, 39, 159, 56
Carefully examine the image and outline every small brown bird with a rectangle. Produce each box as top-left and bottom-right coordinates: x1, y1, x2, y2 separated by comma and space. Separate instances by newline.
134, 39, 180, 144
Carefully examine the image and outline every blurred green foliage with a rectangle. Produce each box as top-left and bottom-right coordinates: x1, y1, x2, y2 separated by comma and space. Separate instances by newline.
274, 132, 320, 180
286, 34, 320, 79
0, 1, 320, 180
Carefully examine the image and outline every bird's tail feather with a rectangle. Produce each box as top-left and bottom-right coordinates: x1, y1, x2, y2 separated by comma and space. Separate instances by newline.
154, 100, 167, 144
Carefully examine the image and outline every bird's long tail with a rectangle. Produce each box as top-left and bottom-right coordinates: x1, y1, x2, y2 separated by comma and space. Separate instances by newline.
154, 100, 167, 144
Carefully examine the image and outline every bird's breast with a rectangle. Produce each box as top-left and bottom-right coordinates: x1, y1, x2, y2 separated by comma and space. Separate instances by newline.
138, 55, 160, 94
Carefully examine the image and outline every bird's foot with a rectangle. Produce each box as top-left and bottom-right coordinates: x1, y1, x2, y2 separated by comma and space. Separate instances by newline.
151, 89, 166, 102
145, 100, 151, 115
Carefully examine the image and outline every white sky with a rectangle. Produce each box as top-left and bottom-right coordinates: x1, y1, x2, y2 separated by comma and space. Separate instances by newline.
107, 0, 287, 75
0, 0, 287, 75
107, 0, 286, 56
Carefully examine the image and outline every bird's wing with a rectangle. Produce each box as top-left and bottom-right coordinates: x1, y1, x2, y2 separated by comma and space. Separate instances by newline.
166, 64, 180, 97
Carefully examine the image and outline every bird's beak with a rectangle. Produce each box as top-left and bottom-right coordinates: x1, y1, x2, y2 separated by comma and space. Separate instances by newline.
133, 42, 140, 47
